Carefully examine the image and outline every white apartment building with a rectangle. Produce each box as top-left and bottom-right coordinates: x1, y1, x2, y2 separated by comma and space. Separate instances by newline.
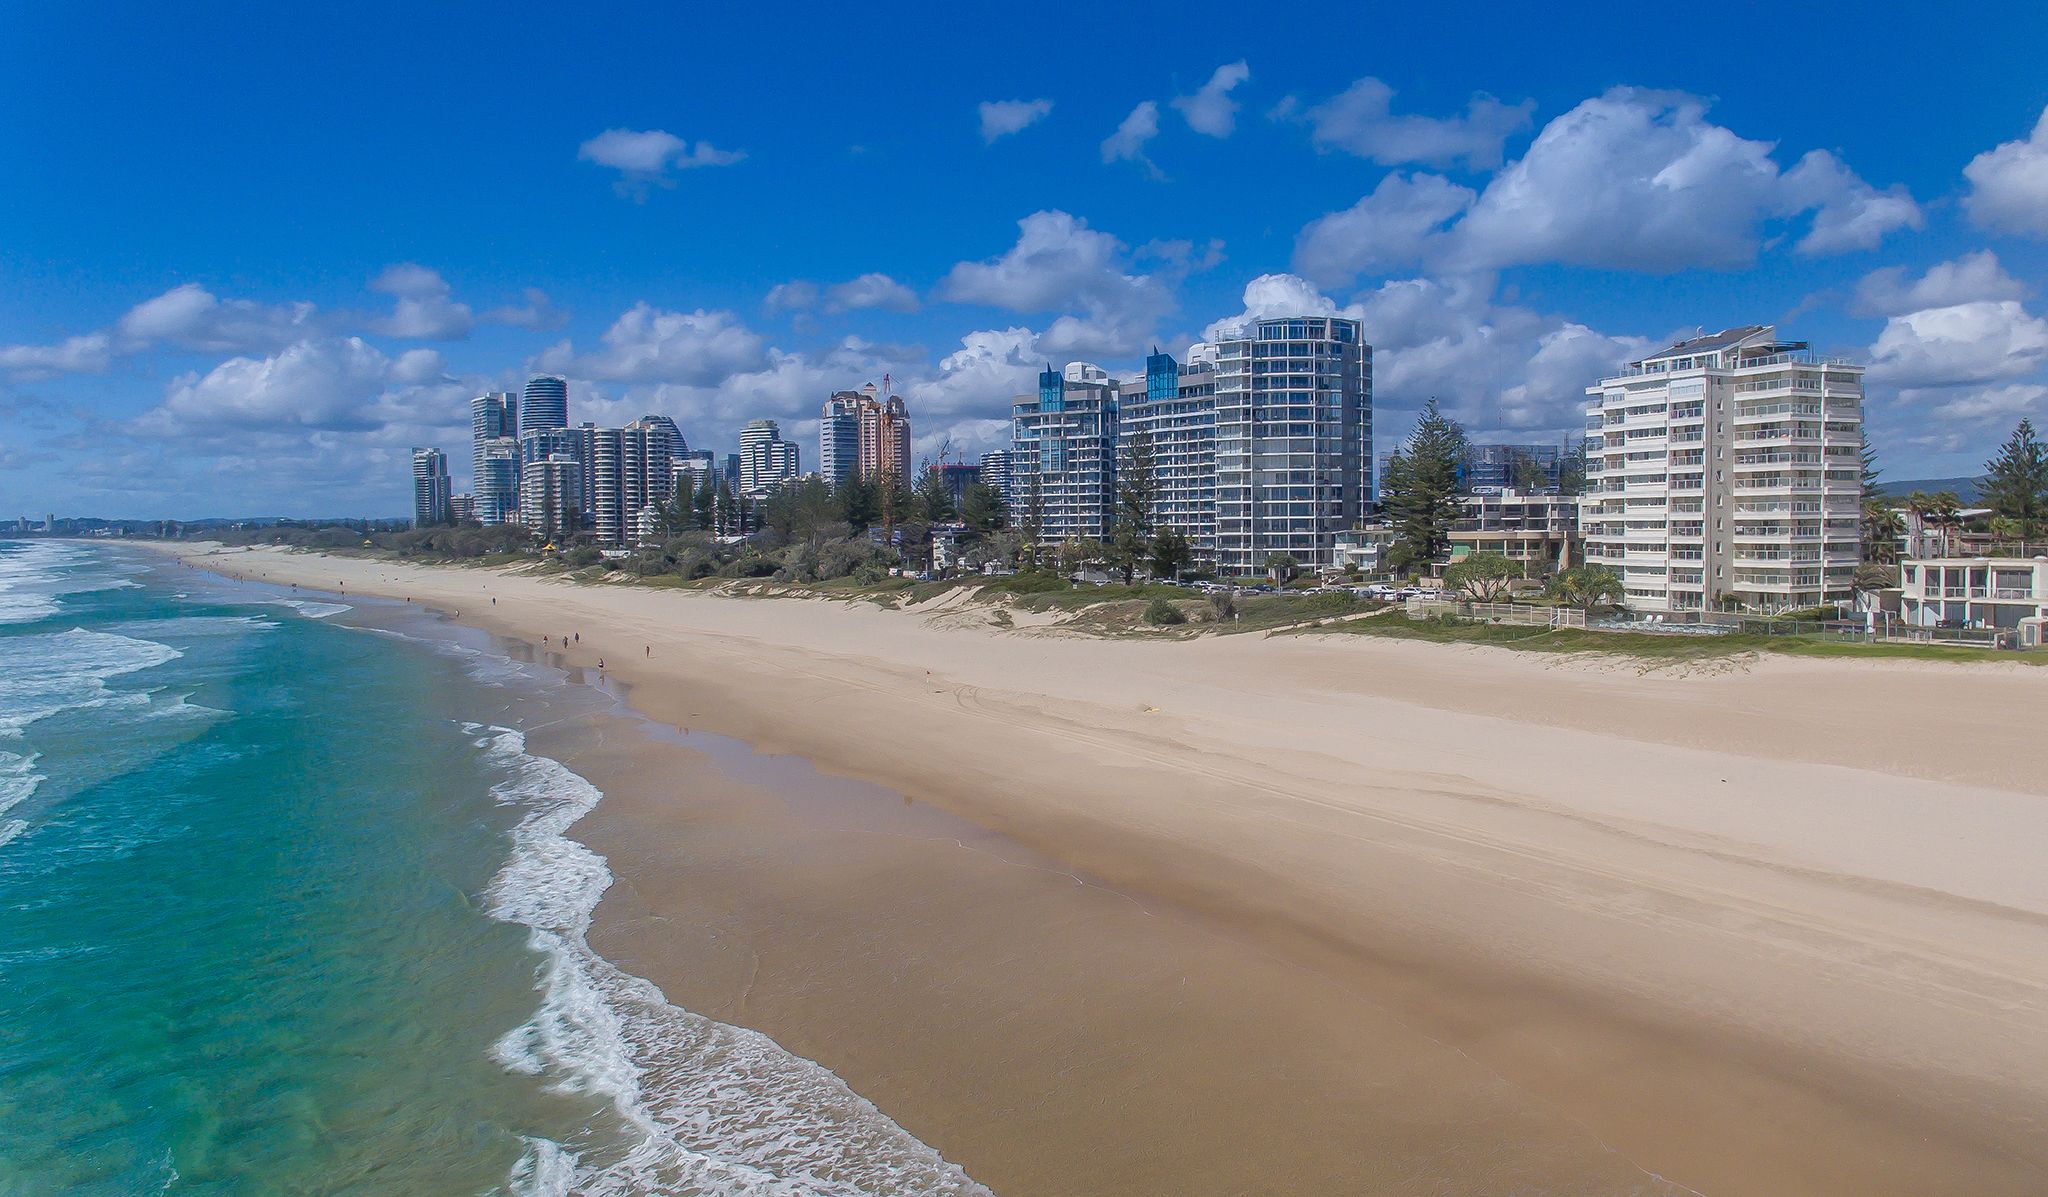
737, 419, 800, 496
520, 454, 581, 541
1119, 345, 1220, 567
819, 391, 864, 487
1580, 326, 1863, 613
410, 446, 450, 528
1010, 363, 1119, 542
1899, 555, 2048, 630
1450, 487, 1578, 572
1210, 316, 1371, 575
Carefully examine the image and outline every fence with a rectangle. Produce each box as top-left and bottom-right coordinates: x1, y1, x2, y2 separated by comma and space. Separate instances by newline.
1406, 600, 2009, 648
1407, 598, 1586, 628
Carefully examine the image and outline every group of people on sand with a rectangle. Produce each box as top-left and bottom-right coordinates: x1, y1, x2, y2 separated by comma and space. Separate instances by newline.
536, 629, 655, 674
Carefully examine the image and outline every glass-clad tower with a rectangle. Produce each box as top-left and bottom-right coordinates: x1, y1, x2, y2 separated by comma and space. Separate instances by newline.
410, 447, 450, 527
470, 392, 517, 522
522, 375, 568, 435
820, 392, 862, 487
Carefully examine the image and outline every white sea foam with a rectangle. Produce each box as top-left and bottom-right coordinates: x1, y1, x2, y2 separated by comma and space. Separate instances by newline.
0, 542, 79, 625
0, 628, 183, 741
267, 599, 351, 619
0, 541, 146, 626
474, 726, 991, 1197
368, 627, 528, 687
0, 750, 42, 823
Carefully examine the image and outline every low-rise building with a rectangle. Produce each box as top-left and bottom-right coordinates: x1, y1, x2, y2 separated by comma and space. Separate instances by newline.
1333, 525, 1400, 575
1899, 554, 2048, 629
1449, 488, 1578, 573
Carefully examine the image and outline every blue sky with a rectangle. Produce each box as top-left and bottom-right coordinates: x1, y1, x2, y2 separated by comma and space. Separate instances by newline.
4, 1, 2047, 518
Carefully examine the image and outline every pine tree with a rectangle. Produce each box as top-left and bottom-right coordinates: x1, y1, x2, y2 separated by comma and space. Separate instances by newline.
878, 470, 914, 536
1557, 439, 1587, 497
1859, 439, 1889, 565
1022, 474, 1046, 569
1148, 527, 1192, 580
959, 482, 1006, 535
1981, 418, 2048, 538
913, 465, 955, 524
1381, 399, 1468, 574
1110, 428, 1157, 583
713, 478, 738, 536
691, 476, 716, 531
838, 473, 880, 532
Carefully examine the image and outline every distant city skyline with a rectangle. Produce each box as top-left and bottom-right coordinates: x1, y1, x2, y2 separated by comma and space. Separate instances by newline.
3, 4, 2047, 517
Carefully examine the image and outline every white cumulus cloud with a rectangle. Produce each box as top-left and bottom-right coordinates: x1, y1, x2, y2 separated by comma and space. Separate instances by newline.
1305, 78, 1534, 170
1292, 173, 1475, 285
368, 263, 474, 340
0, 333, 113, 381
1779, 149, 1923, 255
825, 273, 919, 314
115, 284, 315, 353
141, 338, 395, 435
481, 288, 568, 331
1296, 88, 1922, 286
1101, 101, 1163, 178
979, 98, 1054, 143
540, 303, 770, 386
1851, 251, 2028, 318
1963, 106, 2048, 237
1172, 61, 1250, 138
1867, 300, 2048, 389
577, 128, 745, 199
938, 210, 1175, 358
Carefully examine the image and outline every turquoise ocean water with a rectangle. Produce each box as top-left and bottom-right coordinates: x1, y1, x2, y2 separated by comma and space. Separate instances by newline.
0, 540, 986, 1197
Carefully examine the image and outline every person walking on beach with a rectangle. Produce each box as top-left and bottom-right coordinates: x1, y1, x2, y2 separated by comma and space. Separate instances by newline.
597, 658, 605, 672
644, 645, 650, 657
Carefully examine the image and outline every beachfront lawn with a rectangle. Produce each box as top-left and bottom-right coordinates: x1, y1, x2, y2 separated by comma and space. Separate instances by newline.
1306, 614, 2045, 665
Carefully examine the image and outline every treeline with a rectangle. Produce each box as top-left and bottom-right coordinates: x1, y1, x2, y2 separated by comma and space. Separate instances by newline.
602, 470, 1017, 584
212, 468, 1025, 587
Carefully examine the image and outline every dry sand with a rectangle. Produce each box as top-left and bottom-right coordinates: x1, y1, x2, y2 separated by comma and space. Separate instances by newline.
157, 544, 2048, 1196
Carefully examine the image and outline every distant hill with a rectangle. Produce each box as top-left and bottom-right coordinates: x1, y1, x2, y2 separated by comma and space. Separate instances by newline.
1878, 477, 1983, 504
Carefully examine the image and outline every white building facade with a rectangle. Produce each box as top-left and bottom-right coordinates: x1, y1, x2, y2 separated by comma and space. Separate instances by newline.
1580, 326, 1863, 613
1900, 556, 2048, 630
819, 391, 862, 487
1119, 345, 1219, 567
737, 419, 800, 496
473, 437, 521, 527
411, 447, 450, 527
1009, 363, 1119, 543
1210, 316, 1371, 575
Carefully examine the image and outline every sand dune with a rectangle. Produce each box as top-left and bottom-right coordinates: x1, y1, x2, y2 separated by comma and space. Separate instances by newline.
156, 543, 2048, 1196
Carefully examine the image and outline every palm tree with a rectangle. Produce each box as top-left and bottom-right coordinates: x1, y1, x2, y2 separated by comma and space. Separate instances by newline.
1928, 490, 1964, 555
1862, 501, 1904, 566
1903, 490, 1934, 556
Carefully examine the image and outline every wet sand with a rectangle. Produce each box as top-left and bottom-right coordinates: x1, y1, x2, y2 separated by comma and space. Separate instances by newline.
155, 544, 2048, 1196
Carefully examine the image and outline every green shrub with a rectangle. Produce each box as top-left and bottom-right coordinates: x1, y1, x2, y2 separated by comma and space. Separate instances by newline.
983, 570, 1069, 595
1145, 597, 1186, 625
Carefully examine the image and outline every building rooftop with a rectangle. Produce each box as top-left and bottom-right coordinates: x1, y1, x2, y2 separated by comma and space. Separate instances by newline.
1634, 325, 1779, 366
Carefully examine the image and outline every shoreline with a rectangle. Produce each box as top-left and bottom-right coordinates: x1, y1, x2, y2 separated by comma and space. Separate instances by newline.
149, 542, 2048, 1195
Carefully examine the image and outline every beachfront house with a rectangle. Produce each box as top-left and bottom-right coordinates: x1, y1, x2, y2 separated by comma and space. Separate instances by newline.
1899, 554, 2048, 630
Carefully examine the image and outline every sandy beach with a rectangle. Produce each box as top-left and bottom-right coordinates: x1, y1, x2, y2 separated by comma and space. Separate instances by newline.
156, 543, 2048, 1196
